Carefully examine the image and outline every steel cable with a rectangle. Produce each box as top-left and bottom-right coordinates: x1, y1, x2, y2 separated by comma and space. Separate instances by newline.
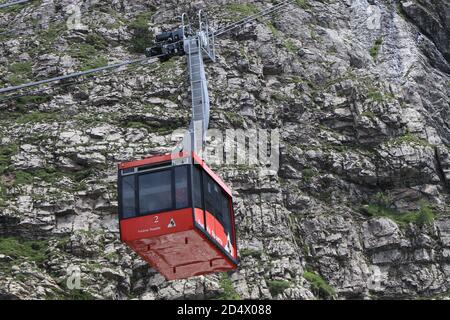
0, 55, 166, 95
0, 0, 30, 9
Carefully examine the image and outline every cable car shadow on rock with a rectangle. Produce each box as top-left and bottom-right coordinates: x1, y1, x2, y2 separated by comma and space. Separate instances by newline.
118, 152, 238, 281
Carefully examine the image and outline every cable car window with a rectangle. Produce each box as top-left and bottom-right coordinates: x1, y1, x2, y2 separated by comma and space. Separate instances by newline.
121, 175, 136, 219
204, 174, 220, 218
193, 165, 203, 209
122, 168, 134, 175
203, 173, 234, 244
175, 166, 189, 209
220, 193, 233, 244
139, 170, 172, 215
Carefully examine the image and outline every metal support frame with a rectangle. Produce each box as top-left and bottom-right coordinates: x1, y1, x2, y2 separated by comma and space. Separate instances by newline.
173, 10, 215, 164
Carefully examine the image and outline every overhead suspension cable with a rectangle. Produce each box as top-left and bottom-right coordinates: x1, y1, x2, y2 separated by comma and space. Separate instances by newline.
0, 78, 88, 104
0, 55, 163, 95
0, 57, 163, 104
0, 0, 30, 9
213, 0, 293, 37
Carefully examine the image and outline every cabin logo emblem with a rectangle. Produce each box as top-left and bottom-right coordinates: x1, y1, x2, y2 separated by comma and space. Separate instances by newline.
168, 218, 176, 228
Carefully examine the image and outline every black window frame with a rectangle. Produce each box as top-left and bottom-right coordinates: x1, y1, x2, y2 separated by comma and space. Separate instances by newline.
118, 163, 192, 220
193, 164, 204, 211
120, 174, 137, 219
174, 165, 190, 210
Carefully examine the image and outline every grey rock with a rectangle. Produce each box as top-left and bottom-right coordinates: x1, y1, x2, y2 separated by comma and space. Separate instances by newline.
0, 0, 449, 301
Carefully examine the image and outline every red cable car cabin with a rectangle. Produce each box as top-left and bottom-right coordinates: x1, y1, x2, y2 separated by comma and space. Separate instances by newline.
118, 152, 238, 280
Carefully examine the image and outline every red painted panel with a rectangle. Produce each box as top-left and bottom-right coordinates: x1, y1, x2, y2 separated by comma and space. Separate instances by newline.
195, 227, 238, 269
124, 228, 237, 280
169, 258, 235, 280
120, 208, 193, 242
205, 210, 237, 259
134, 230, 214, 268
119, 152, 189, 170
194, 208, 205, 229
229, 198, 237, 259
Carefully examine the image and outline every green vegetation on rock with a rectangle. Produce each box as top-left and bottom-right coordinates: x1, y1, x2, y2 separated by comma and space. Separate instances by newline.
416, 202, 435, 226
7, 62, 33, 85
360, 110, 376, 119
68, 43, 108, 71
366, 89, 395, 103
66, 289, 95, 300
0, 143, 19, 206
266, 22, 299, 54
128, 11, 155, 53
284, 38, 299, 53
11, 167, 94, 192
216, 273, 241, 300
302, 168, 316, 182
267, 279, 291, 296
266, 22, 281, 38
361, 193, 436, 227
224, 111, 245, 127
15, 111, 59, 124
38, 22, 66, 47
86, 33, 109, 51
226, 3, 258, 17
303, 271, 336, 299
369, 37, 383, 60
240, 248, 263, 259
46, 288, 95, 300
14, 95, 52, 108
0, 237, 48, 264
9, 62, 32, 74
82, 56, 109, 71
390, 132, 432, 147
294, 0, 310, 9
0, 144, 18, 175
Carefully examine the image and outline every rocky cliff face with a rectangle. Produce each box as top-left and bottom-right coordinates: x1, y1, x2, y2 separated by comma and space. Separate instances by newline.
0, 0, 449, 300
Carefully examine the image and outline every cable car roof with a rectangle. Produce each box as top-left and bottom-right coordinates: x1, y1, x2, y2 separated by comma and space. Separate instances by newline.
118, 152, 183, 170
